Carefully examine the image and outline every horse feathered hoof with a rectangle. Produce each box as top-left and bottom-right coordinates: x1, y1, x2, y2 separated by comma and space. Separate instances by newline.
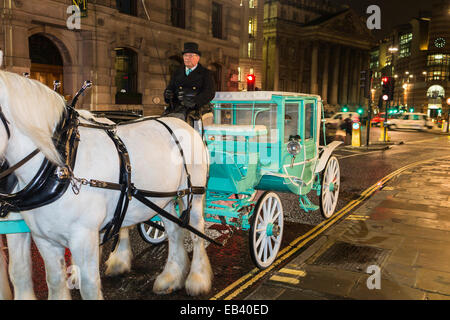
153, 264, 186, 295
185, 270, 212, 296
104, 255, 131, 277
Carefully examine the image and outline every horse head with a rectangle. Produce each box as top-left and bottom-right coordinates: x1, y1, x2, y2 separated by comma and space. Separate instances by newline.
0, 70, 67, 166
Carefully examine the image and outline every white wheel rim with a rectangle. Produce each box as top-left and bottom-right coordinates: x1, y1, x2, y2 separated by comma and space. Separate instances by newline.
252, 193, 283, 268
140, 220, 167, 243
322, 157, 340, 218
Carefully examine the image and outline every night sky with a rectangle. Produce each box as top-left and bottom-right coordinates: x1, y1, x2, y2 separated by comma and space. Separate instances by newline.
331, 0, 434, 40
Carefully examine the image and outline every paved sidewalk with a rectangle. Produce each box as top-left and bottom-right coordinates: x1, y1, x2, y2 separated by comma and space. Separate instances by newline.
246, 157, 450, 300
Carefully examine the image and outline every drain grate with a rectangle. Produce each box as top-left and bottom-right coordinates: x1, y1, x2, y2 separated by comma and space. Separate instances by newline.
312, 241, 390, 272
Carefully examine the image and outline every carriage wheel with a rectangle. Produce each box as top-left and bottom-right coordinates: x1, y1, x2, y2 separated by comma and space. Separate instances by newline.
137, 220, 167, 245
319, 155, 340, 219
249, 191, 284, 269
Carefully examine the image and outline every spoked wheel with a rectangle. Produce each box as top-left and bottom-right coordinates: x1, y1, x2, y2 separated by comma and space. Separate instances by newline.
319, 155, 340, 219
137, 219, 167, 245
249, 191, 284, 269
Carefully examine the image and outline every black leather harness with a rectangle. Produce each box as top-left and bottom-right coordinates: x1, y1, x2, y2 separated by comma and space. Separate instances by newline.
0, 107, 80, 216
0, 105, 220, 249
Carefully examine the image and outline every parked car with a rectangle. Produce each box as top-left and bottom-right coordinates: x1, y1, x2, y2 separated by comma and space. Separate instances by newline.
370, 112, 398, 127
325, 112, 360, 128
388, 113, 433, 130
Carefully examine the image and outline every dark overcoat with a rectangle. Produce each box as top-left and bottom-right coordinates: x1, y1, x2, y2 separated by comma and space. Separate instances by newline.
165, 63, 216, 115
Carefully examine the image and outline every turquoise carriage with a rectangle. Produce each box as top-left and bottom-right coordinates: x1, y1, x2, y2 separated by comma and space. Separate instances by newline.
200, 91, 342, 268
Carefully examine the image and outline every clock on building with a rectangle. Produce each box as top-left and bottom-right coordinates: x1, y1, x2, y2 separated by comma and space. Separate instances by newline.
434, 37, 446, 48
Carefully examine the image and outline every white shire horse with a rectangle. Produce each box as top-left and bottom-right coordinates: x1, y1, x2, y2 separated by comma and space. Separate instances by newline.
0, 113, 133, 300
0, 70, 212, 299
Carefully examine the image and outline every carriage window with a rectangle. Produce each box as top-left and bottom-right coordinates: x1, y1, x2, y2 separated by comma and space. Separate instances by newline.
304, 102, 315, 139
255, 104, 278, 143
285, 103, 299, 142
235, 104, 254, 125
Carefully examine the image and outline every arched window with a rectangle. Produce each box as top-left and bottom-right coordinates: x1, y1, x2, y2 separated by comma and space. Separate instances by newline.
29, 34, 64, 93
116, 0, 137, 16
209, 63, 222, 91
171, 0, 186, 29
168, 55, 183, 77
114, 47, 141, 104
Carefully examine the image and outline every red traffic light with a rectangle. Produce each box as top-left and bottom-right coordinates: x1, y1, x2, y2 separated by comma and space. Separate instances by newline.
381, 76, 389, 84
246, 74, 255, 91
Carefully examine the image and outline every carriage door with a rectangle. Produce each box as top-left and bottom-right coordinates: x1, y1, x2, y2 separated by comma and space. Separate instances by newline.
301, 99, 317, 193
282, 99, 317, 194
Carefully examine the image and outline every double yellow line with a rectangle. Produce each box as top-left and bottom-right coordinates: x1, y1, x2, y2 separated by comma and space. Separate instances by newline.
210, 155, 450, 300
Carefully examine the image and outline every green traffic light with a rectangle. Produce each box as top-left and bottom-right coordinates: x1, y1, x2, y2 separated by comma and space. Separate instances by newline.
357, 108, 363, 114
342, 107, 349, 112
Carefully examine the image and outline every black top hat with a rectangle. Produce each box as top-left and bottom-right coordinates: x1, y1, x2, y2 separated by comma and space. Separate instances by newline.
182, 42, 201, 56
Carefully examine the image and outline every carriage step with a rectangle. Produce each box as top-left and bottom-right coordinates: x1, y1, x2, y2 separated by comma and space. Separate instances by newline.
299, 195, 319, 212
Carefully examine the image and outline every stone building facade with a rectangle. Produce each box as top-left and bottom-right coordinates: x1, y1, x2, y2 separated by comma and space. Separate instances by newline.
263, 0, 376, 112
0, 0, 242, 115
238, 0, 264, 91
370, 0, 450, 118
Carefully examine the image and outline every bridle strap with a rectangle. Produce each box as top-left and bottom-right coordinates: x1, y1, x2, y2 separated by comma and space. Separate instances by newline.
0, 108, 11, 139
0, 148, 40, 180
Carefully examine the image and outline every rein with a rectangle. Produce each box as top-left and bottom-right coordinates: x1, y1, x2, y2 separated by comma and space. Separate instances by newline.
0, 149, 40, 180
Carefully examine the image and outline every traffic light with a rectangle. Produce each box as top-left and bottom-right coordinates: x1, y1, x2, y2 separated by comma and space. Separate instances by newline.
357, 107, 364, 115
246, 74, 255, 91
360, 70, 373, 99
381, 76, 395, 101
341, 106, 349, 112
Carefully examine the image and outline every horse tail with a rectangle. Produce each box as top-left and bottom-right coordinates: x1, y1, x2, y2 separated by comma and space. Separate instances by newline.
0, 236, 12, 300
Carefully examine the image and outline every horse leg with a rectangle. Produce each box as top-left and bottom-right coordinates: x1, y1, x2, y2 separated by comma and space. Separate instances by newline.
69, 229, 103, 300
153, 203, 190, 295
0, 236, 12, 300
105, 228, 132, 276
7, 233, 36, 300
32, 236, 71, 300
185, 195, 213, 296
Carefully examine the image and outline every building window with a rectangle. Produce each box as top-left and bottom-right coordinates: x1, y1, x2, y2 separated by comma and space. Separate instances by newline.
426, 54, 450, 81
212, 2, 223, 39
399, 33, 412, 58
249, 0, 257, 8
116, 0, 137, 16
370, 50, 379, 69
248, 41, 255, 59
114, 48, 141, 104
171, 0, 186, 29
248, 17, 256, 37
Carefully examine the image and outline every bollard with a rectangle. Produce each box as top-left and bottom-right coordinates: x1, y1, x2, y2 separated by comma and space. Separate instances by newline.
442, 120, 448, 133
352, 122, 361, 147
378, 120, 391, 142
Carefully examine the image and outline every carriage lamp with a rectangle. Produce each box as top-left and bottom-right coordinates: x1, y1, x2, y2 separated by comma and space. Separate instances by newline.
287, 140, 301, 156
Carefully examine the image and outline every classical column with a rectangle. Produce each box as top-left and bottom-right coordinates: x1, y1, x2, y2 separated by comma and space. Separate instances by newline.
321, 44, 330, 103
330, 45, 341, 106
274, 38, 280, 91
359, 52, 370, 105
339, 46, 350, 105
350, 49, 360, 105
310, 41, 319, 94
297, 43, 305, 93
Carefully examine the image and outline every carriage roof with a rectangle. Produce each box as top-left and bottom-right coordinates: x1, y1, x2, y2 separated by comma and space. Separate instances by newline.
212, 91, 322, 102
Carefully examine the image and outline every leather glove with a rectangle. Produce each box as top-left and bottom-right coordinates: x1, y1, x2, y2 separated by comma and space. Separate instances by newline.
177, 90, 184, 103
164, 89, 174, 103
183, 95, 196, 109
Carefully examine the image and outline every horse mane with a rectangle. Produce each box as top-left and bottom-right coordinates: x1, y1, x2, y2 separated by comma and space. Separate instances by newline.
0, 70, 67, 166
